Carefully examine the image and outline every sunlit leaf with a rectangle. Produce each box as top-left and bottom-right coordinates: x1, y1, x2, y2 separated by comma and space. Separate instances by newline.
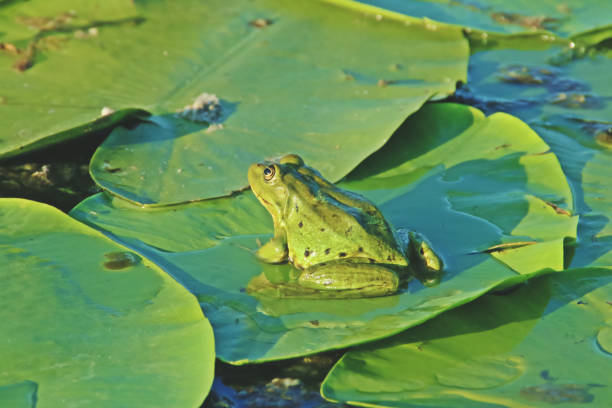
453, 34, 612, 267
71, 103, 575, 363
0, 0, 468, 204
322, 267, 612, 407
0, 198, 215, 408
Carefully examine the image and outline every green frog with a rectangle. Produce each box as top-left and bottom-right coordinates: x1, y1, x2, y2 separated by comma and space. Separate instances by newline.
247, 154, 442, 298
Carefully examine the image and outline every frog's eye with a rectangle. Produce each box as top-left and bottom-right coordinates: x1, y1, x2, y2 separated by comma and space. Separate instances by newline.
263, 165, 276, 181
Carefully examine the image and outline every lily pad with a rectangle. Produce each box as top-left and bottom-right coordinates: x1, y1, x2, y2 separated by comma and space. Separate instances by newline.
321, 267, 612, 407
0, 0, 468, 203
88, 0, 468, 205
452, 33, 612, 267
534, 119, 612, 268
360, 0, 612, 37
71, 103, 576, 363
0, 198, 215, 408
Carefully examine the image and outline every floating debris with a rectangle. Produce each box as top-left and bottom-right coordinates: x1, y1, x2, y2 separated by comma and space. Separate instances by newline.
520, 383, 595, 403
177, 92, 224, 123
498, 65, 554, 85
30, 165, 52, 186
549, 92, 602, 109
490, 12, 558, 31
100, 106, 115, 117
267, 377, 301, 389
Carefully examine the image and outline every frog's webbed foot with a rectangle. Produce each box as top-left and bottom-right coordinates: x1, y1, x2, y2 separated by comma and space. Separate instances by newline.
298, 260, 399, 298
256, 236, 288, 264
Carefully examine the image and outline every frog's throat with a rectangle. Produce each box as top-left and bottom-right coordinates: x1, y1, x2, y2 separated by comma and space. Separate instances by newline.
254, 191, 272, 207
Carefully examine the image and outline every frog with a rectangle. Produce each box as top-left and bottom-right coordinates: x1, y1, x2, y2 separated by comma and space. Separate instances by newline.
247, 153, 442, 298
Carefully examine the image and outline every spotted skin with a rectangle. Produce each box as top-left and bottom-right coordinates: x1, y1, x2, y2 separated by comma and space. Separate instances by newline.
248, 154, 439, 298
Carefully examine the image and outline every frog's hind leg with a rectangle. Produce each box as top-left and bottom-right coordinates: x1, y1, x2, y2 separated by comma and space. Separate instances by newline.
298, 261, 399, 298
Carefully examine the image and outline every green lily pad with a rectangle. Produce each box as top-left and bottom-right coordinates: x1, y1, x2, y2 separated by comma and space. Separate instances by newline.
88, 0, 468, 205
0, 0, 468, 203
360, 0, 612, 37
452, 33, 612, 268
0, 198, 214, 408
71, 103, 576, 363
321, 267, 612, 407
533, 119, 612, 268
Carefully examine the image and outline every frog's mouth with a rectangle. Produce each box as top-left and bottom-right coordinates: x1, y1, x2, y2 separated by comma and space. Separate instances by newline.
253, 191, 271, 207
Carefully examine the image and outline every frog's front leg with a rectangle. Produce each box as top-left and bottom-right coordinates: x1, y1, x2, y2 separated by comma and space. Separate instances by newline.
256, 235, 288, 264
297, 260, 399, 298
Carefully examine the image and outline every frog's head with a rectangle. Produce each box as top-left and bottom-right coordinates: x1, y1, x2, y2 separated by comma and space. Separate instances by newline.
248, 154, 305, 219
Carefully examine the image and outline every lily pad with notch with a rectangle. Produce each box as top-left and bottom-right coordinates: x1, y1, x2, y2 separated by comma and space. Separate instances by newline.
0, 0, 469, 204
71, 103, 576, 363
0, 198, 215, 408
322, 267, 612, 407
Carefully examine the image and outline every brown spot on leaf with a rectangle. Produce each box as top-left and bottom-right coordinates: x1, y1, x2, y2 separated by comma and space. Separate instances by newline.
298, 221, 303, 228
325, 248, 330, 255
377, 79, 395, 87
358, 247, 363, 252
304, 249, 310, 257
495, 143, 511, 150
310, 320, 319, 326
0, 42, 20, 54
13, 57, 33, 72
103, 251, 141, 270
250, 18, 273, 28
338, 252, 346, 257
545, 201, 571, 216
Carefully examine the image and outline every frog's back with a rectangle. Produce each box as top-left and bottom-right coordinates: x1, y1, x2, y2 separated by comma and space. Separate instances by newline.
282, 169, 407, 270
